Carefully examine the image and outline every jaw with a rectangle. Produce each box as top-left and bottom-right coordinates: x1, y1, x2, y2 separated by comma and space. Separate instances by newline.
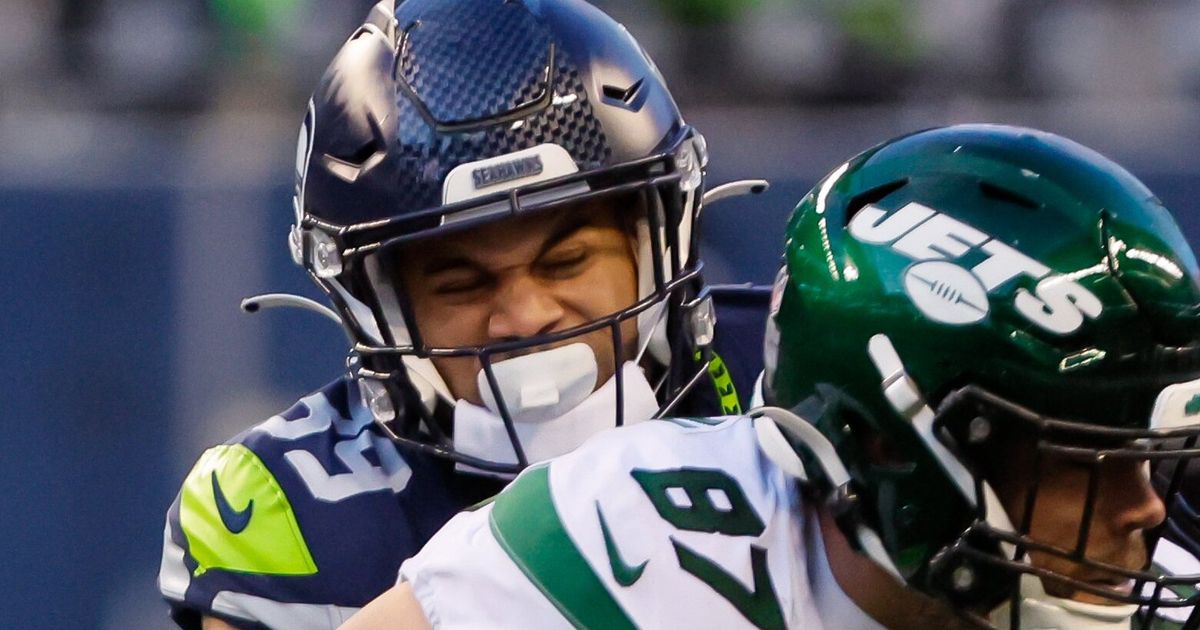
814, 506, 976, 630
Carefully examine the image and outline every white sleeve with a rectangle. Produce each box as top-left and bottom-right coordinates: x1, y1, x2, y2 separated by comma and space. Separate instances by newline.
398, 505, 573, 630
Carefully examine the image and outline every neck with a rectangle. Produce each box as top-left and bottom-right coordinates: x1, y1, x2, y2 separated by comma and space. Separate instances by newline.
816, 506, 977, 630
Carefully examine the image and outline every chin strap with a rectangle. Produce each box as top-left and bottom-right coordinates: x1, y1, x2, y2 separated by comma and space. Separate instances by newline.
752, 406, 903, 580
454, 361, 658, 477
476, 343, 598, 424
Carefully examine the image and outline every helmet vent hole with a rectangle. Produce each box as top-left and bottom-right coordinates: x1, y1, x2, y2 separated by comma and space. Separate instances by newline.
323, 124, 387, 184
339, 138, 383, 167
601, 79, 646, 110
844, 179, 908, 226
330, 112, 386, 168
978, 182, 1039, 210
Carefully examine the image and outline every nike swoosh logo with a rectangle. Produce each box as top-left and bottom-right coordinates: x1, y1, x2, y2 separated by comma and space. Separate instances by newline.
597, 502, 647, 587
212, 471, 254, 534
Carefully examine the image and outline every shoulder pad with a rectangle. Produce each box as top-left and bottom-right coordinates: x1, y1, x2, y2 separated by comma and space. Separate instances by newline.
179, 443, 317, 577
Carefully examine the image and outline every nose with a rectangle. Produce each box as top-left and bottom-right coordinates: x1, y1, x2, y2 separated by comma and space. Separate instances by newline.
486, 274, 565, 340
1105, 461, 1167, 534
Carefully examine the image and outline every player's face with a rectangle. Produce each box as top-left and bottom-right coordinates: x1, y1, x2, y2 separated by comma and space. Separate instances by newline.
397, 197, 640, 405
988, 433, 1167, 604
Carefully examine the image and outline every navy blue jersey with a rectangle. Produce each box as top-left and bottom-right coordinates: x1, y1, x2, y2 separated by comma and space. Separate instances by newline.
158, 379, 504, 629
158, 288, 771, 629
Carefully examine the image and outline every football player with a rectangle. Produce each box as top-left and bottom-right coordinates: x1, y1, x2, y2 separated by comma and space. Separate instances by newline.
343, 125, 1200, 629
157, 0, 768, 628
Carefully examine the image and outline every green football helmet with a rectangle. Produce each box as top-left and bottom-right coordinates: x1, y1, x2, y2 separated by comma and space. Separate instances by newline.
759, 124, 1200, 628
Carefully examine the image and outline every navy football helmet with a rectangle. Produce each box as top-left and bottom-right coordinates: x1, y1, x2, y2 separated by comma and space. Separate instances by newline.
282, 0, 730, 474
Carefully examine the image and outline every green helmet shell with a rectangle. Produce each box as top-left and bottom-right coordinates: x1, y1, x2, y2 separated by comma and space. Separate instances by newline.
764, 124, 1200, 598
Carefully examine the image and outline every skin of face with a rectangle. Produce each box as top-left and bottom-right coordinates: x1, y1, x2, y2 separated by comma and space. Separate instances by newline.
825, 419, 1170, 628
985, 432, 1167, 605
395, 196, 641, 405
816, 505, 980, 630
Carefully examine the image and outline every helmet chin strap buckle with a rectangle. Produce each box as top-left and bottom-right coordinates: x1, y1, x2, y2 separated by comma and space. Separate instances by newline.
358, 377, 397, 423
688, 293, 716, 349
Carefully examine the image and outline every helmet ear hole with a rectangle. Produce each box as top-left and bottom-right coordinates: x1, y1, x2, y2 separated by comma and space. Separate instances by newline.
814, 386, 915, 475
841, 412, 917, 476
860, 431, 913, 474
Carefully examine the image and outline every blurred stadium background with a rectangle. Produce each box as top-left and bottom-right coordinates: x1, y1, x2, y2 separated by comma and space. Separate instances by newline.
3, 0, 1200, 627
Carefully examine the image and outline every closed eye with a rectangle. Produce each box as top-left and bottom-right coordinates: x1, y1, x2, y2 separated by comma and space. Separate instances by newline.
430, 270, 493, 296
537, 247, 589, 278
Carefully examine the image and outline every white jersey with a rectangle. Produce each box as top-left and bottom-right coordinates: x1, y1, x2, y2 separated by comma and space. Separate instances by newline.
399, 416, 882, 629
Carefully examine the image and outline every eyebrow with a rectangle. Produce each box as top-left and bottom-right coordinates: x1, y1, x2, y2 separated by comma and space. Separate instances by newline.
419, 214, 596, 277
420, 256, 481, 277
537, 214, 593, 256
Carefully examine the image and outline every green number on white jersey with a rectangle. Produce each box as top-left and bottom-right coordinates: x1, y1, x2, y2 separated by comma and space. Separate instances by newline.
632, 467, 784, 630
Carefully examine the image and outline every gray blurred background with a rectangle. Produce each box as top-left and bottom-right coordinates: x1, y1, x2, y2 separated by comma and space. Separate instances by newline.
3, 0, 1200, 627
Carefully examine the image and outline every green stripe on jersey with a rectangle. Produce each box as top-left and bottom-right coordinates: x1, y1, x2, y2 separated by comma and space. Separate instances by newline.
489, 465, 636, 630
